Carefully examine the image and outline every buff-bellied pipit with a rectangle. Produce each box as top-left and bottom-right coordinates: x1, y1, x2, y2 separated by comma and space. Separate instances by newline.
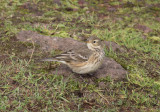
41, 36, 105, 74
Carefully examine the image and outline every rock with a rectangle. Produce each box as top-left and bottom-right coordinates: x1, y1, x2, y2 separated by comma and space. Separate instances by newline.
16, 31, 127, 80
94, 57, 126, 79
16, 31, 85, 52
17, 31, 126, 53
52, 57, 126, 80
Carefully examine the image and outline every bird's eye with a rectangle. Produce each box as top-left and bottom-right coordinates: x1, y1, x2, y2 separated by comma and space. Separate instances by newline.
93, 40, 96, 43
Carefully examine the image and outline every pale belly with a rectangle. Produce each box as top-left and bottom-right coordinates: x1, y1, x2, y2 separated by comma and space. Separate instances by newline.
71, 61, 102, 74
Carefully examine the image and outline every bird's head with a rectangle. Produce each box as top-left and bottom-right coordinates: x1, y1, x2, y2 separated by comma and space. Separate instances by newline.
86, 36, 104, 51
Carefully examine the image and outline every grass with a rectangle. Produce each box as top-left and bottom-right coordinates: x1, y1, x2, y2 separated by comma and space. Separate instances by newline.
0, 0, 160, 111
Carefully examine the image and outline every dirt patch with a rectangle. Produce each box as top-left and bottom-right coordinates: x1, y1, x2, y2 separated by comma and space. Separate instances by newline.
134, 24, 152, 33
155, 17, 160, 22
19, 2, 43, 16
0, 54, 9, 62
105, 41, 126, 53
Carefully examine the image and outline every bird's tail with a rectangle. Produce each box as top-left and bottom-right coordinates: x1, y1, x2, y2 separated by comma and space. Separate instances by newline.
40, 58, 58, 62
40, 57, 67, 64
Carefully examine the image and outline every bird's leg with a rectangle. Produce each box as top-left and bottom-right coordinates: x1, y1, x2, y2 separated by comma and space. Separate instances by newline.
46, 62, 51, 70
79, 73, 95, 78
47, 62, 52, 70
87, 73, 94, 76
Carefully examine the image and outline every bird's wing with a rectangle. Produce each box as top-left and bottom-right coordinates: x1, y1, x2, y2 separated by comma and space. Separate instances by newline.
40, 45, 92, 63
57, 49, 91, 62
40, 51, 75, 64
72, 45, 93, 61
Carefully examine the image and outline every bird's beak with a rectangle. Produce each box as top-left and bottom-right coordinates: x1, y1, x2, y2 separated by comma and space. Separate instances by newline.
86, 39, 92, 43
84, 39, 89, 43
86, 40, 89, 43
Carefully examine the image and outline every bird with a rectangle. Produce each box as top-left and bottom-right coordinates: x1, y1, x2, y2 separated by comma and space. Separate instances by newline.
40, 36, 105, 75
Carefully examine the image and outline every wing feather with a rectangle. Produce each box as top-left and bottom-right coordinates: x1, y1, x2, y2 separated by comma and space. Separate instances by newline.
40, 45, 93, 63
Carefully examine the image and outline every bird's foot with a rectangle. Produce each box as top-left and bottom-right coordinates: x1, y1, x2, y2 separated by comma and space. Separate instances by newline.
78, 73, 95, 78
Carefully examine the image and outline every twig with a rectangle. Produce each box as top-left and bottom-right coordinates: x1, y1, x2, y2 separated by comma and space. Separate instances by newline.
94, 90, 110, 104
27, 39, 35, 66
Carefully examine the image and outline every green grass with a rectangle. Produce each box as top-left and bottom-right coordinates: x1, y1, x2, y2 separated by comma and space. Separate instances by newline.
0, 0, 160, 111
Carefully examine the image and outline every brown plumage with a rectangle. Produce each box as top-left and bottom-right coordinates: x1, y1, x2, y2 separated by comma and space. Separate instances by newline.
40, 36, 105, 74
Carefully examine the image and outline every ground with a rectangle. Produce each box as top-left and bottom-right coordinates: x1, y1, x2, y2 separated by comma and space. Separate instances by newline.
0, 0, 160, 112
